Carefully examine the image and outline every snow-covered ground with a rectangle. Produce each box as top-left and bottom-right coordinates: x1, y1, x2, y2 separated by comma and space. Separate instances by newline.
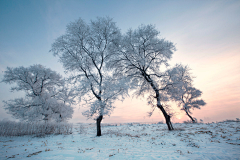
0, 121, 240, 160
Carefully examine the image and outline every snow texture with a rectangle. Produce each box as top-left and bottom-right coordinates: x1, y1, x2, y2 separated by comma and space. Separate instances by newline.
0, 121, 239, 159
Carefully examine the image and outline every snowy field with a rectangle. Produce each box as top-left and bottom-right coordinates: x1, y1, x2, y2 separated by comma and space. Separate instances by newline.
0, 121, 240, 160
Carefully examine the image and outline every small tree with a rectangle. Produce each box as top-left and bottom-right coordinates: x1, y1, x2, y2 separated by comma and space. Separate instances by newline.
110, 24, 190, 130
50, 17, 128, 136
1, 64, 75, 122
179, 86, 206, 123
172, 66, 206, 123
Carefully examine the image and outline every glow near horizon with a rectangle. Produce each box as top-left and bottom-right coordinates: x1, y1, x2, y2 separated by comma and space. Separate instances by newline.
0, 0, 239, 123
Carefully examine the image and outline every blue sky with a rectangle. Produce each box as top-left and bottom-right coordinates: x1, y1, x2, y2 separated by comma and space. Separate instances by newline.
0, 0, 240, 123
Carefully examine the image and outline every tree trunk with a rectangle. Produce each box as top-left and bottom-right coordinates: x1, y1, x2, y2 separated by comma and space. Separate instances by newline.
185, 110, 196, 123
143, 73, 174, 130
157, 103, 174, 130
96, 115, 103, 136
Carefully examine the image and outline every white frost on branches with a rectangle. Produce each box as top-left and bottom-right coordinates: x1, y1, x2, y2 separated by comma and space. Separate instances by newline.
179, 85, 206, 122
108, 24, 191, 130
1, 64, 75, 122
172, 66, 206, 122
50, 17, 129, 120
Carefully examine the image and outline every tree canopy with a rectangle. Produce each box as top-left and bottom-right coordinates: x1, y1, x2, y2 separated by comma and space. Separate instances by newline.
2, 64, 75, 122
50, 17, 129, 136
109, 24, 196, 130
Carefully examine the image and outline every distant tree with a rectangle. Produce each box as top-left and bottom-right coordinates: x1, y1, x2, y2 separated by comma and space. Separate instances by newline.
179, 86, 206, 123
110, 24, 190, 130
50, 17, 128, 136
1, 64, 75, 122
172, 66, 206, 123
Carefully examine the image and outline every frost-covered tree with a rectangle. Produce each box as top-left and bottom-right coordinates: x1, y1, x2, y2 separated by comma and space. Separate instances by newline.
110, 24, 190, 130
173, 66, 206, 123
50, 17, 128, 136
180, 86, 206, 123
179, 86, 206, 123
1, 64, 75, 122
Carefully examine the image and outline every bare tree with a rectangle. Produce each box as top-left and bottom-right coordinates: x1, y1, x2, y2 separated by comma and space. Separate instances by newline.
110, 24, 190, 130
50, 17, 128, 136
1, 64, 75, 122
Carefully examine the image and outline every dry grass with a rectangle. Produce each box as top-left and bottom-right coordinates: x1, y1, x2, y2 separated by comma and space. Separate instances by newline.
0, 120, 72, 136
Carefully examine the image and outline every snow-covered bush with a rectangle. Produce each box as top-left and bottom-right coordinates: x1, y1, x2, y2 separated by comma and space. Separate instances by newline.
0, 120, 72, 136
